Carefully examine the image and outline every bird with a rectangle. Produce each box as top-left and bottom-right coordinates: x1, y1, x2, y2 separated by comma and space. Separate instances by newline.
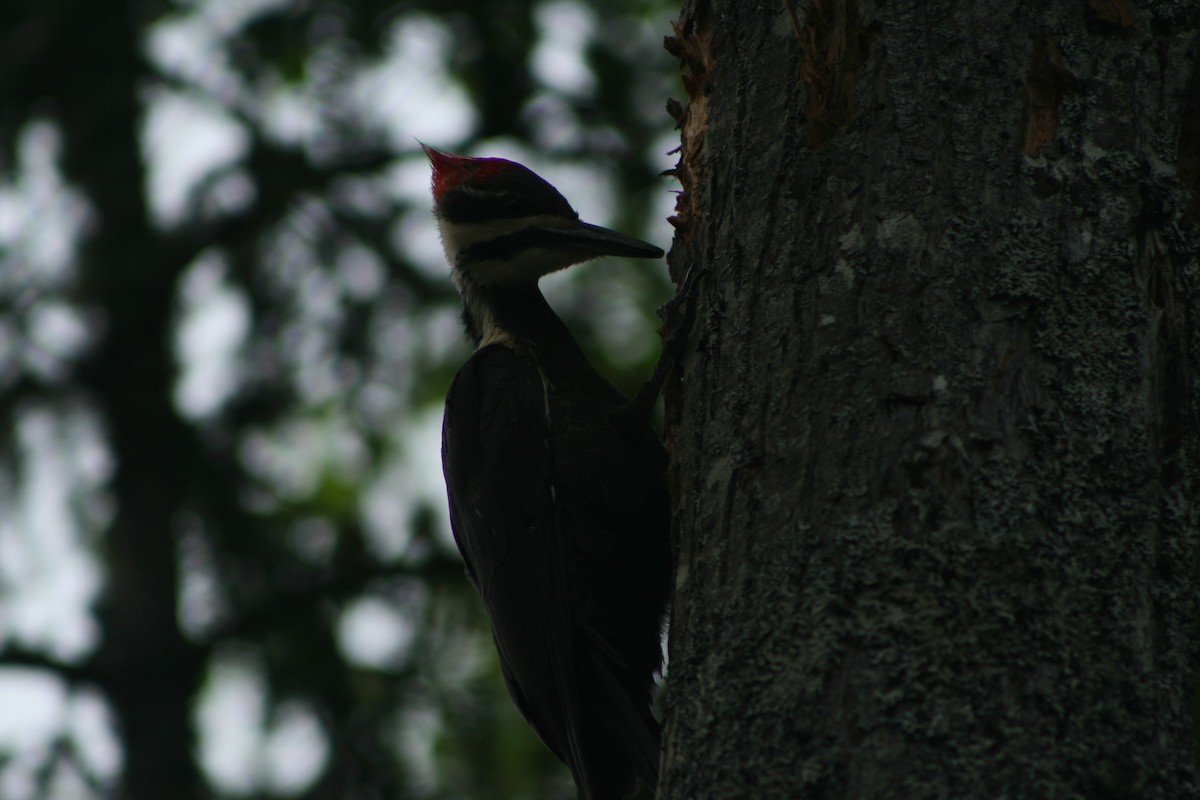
424, 144, 672, 799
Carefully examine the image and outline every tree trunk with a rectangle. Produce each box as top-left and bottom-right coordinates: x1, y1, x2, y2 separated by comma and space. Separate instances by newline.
63, 3, 202, 797
662, 1, 1200, 798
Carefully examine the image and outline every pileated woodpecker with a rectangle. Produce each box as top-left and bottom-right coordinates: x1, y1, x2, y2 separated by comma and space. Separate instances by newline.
425, 145, 671, 799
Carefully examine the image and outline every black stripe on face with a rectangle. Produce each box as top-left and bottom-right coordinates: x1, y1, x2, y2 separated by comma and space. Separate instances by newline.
459, 228, 566, 264
437, 189, 533, 223
438, 169, 577, 224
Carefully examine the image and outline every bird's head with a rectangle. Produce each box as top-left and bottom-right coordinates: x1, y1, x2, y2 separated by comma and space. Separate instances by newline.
422, 145, 663, 288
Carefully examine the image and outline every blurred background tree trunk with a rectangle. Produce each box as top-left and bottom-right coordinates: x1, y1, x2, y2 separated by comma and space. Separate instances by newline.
662, 1, 1200, 797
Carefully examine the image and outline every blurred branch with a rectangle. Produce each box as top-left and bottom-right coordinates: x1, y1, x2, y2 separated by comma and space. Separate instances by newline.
328, 204, 456, 304
161, 132, 393, 272
148, 71, 457, 308
43, 737, 111, 797
0, 644, 102, 687
197, 550, 463, 651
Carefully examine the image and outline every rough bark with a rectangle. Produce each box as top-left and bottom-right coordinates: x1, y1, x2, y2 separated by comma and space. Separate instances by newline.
662, 1, 1200, 798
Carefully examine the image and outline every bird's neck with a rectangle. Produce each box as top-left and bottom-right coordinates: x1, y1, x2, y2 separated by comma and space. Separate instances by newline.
461, 280, 627, 409
461, 281, 576, 354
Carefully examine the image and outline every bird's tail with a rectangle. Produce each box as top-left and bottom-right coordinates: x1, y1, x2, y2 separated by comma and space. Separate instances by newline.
566, 654, 661, 800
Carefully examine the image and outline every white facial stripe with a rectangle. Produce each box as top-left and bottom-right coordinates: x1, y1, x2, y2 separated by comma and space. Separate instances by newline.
435, 213, 572, 266
467, 249, 588, 285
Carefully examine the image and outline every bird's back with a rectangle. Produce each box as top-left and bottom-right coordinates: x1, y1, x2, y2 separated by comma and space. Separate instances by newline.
442, 341, 670, 799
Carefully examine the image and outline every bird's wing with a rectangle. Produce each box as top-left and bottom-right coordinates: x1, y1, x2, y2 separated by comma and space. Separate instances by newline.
441, 343, 582, 764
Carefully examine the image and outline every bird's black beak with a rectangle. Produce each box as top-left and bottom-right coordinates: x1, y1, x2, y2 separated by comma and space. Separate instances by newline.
539, 220, 664, 260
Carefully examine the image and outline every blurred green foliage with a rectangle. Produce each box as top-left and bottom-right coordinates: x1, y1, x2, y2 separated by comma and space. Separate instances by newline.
0, 0, 679, 797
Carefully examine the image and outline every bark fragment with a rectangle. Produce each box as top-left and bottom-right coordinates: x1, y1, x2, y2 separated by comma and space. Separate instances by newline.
1086, 0, 1135, 28
800, 0, 870, 148
664, 2, 713, 253
1023, 34, 1074, 156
